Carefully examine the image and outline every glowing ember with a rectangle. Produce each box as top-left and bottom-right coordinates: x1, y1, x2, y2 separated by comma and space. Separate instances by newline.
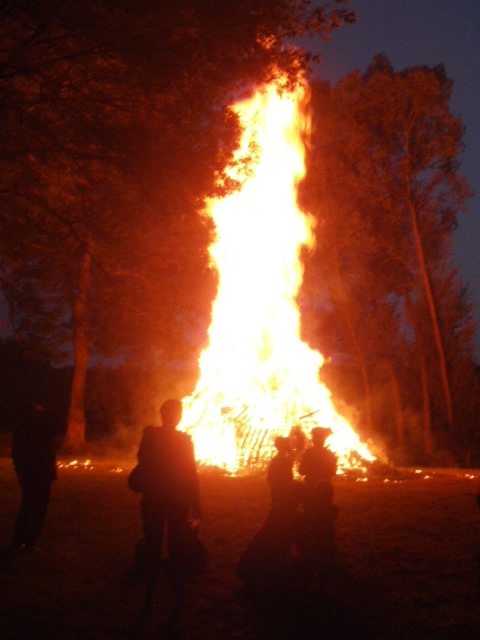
58, 459, 93, 470
180, 76, 374, 473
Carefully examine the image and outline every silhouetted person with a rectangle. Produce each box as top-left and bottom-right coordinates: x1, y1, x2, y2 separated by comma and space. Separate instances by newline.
131, 399, 201, 620
299, 427, 338, 587
477, 490, 480, 602
236, 438, 304, 594
267, 436, 295, 505
10, 401, 64, 553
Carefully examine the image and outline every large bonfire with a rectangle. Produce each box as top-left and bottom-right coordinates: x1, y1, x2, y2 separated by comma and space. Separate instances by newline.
180, 76, 374, 474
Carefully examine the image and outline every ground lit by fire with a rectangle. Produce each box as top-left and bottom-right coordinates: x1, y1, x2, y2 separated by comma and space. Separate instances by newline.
178, 77, 374, 473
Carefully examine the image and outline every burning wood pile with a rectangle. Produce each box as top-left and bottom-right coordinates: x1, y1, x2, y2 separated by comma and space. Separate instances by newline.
178, 76, 374, 475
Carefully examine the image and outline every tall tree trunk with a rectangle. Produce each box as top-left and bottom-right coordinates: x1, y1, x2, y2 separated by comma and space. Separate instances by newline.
404, 291, 432, 455
63, 244, 92, 452
332, 254, 374, 437
386, 359, 404, 448
406, 188, 453, 428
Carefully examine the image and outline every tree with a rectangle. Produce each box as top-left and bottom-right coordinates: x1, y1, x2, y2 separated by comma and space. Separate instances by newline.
301, 56, 475, 459
0, 1, 356, 450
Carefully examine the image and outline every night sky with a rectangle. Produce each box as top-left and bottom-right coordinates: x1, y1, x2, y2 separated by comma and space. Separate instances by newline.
308, 0, 480, 358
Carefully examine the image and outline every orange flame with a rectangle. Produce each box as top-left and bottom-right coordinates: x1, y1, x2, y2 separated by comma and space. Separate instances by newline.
181, 77, 374, 473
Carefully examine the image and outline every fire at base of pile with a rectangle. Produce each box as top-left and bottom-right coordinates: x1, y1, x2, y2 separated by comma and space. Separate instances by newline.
183, 397, 376, 476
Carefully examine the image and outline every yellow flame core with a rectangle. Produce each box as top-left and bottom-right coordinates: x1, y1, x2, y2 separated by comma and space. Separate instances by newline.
181, 79, 374, 472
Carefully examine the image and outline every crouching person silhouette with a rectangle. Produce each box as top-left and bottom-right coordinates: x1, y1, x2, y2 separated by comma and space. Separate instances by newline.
129, 399, 202, 624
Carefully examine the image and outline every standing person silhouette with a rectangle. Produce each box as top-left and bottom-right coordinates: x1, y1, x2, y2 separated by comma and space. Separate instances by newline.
132, 398, 201, 621
9, 401, 65, 554
298, 427, 338, 588
236, 436, 304, 593
477, 490, 480, 602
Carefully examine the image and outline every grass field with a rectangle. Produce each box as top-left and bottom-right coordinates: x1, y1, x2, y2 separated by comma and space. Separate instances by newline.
1, 456, 480, 639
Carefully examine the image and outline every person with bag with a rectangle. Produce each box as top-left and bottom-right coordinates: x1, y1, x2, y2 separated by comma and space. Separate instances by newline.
128, 398, 202, 620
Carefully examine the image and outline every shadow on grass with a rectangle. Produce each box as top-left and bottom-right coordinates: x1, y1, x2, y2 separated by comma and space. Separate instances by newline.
232, 560, 380, 640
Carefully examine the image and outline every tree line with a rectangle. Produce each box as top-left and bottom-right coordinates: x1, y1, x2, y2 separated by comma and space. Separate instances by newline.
0, 0, 355, 449
0, 2, 478, 465
300, 55, 478, 465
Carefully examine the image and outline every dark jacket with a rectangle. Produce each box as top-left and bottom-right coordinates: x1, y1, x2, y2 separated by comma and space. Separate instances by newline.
298, 445, 337, 486
12, 403, 63, 482
137, 426, 201, 517
267, 453, 294, 504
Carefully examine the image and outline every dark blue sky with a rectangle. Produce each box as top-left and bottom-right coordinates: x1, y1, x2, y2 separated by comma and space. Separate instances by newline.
306, 0, 480, 357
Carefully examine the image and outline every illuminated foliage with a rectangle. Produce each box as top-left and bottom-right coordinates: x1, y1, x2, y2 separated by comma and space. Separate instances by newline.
302, 56, 476, 462
0, 0, 355, 449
